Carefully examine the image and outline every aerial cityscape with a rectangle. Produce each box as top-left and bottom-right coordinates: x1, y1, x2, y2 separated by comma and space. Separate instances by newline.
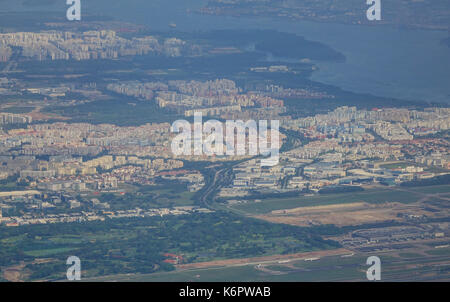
0, 0, 449, 287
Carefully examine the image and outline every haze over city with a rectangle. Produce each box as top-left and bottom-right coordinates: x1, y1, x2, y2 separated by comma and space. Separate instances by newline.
0, 0, 449, 288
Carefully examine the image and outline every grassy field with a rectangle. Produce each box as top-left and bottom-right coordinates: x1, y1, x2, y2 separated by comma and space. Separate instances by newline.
88, 261, 364, 282
378, 161, 450, 173
379, 162, 411, 169
88, 252, 450, 282
1, 106, 35, 114
406, 185, 450, 194
24, 247, 78, 257
1, 212, 340, 281
229, 188, 422, 215
425, 247, 450, 256
0, 180, 27, 192
94, 183, 196, 210
398, 252, 424, 258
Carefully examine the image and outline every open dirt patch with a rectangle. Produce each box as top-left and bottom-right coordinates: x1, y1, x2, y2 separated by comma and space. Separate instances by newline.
255, 202, 435, 227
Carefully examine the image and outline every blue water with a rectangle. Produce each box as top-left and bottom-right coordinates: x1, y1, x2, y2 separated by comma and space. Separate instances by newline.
2, 0, 450, 103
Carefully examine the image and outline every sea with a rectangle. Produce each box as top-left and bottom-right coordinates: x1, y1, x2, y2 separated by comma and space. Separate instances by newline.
2, 0, 449, 103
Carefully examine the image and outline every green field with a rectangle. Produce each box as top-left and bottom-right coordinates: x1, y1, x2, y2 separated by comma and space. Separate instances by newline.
88, 261, 365, 282
398, 252, 424, 259
407, 185, 450, 194
0, 212, 340, 281
379, 161, 450, 174
88, 252, 450, 282
96, 183, 196, 210
425, 247, 450, 256
229, 188, 422, 215
379, 162, 411, 169
1, 106, 35, 114
24, 247, 78, 257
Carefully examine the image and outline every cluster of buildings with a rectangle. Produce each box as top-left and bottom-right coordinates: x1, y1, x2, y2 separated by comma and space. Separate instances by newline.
284, 106, 450, 143
107, 82, 168, 101
219, 158, 297, 198
1, 89, 449, 223
220, 106, 450, 198
17, 154, 184, 190
108, 79, 284, 118
25, 86, 71, 98
0, 112, 32, 125
250, 84, 335, 99
168, 79, 239, 96
250, 65, 291, 73
0, 196, 212, 226
0, 30, 192, 61
0, 152, 207, 226
0, 122, 172, 158
340, 225, 447, 252
369, 121, 414, 141
0, 46, 12, 62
